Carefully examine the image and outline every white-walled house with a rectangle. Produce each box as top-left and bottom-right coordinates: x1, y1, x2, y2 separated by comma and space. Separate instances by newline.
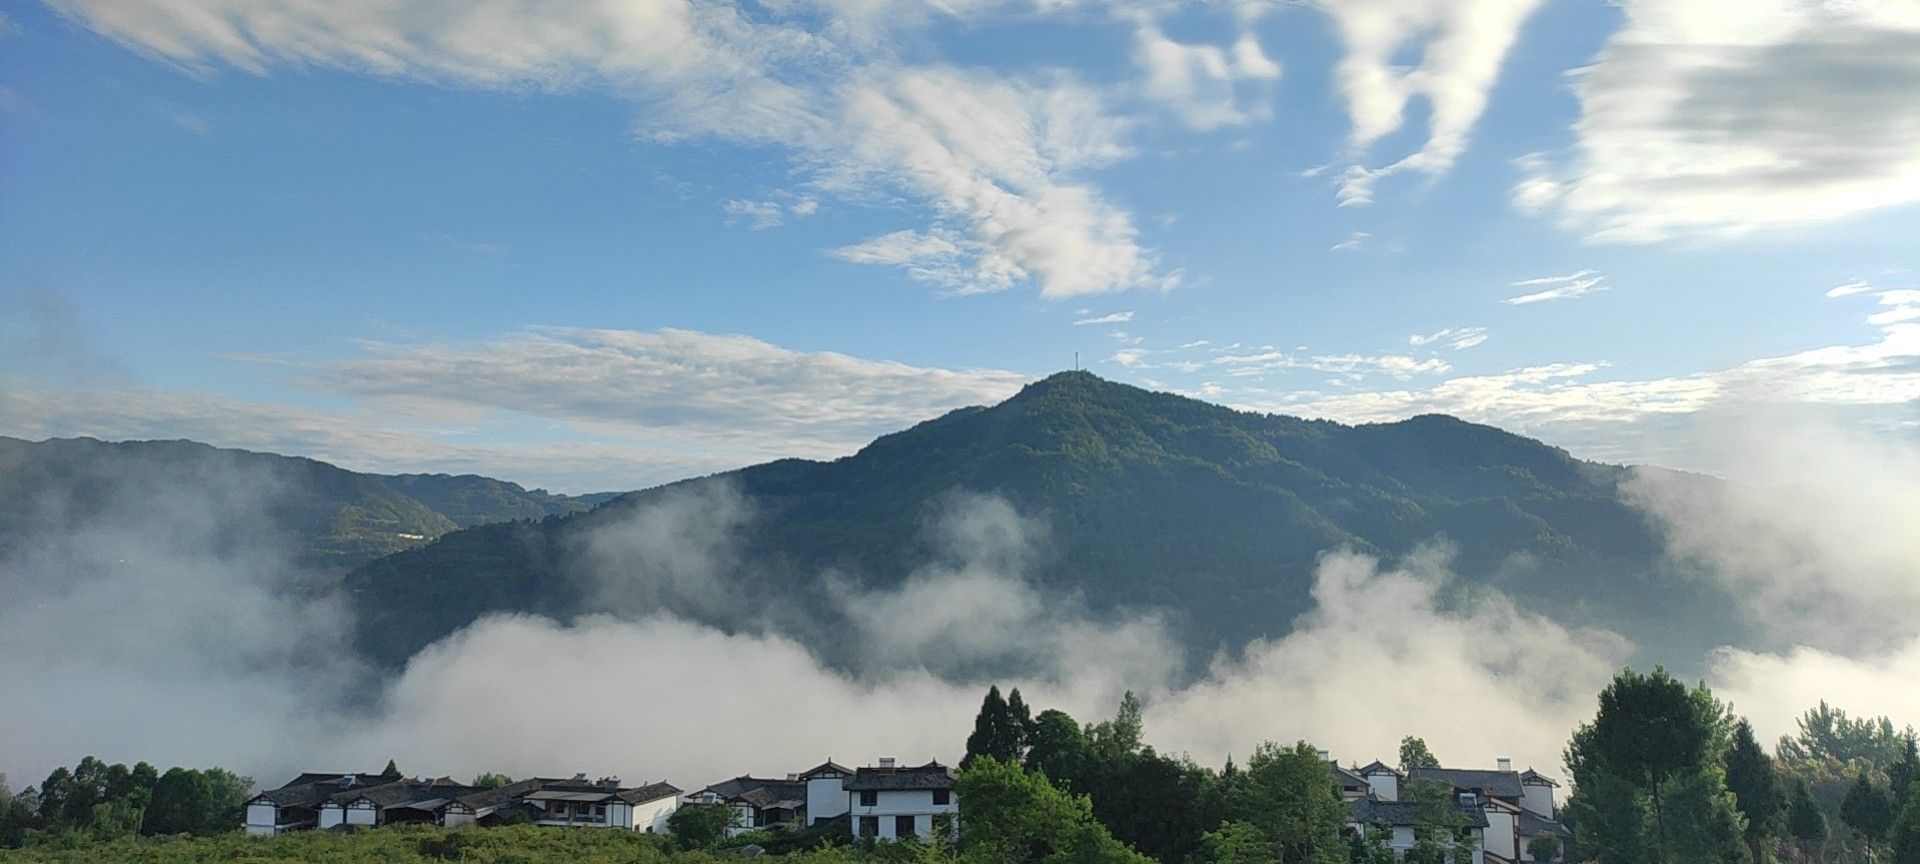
247, 772, 678, 835
688, 775, 808, 835
1343, 759, 1569, 864
245, 772, 392, 835
801, 761, 853, 825
845, 759, 957, 843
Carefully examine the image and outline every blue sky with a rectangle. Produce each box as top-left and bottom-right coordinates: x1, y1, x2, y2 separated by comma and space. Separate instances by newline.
2, 0, 1917, 491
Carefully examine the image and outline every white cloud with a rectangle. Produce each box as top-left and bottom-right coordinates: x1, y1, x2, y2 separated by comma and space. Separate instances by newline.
722, 198, 788, 229
1512, 0, 1920, 242
0, 327, 1028, 492
1229, 289, 1920, 470
48, 0, 1168, 298
1827, 280, 1873, 298
1132, 26, 1281, 131
1503, 270, 1607, 305
1316, 0, 1549, 205
1330, 231, 1371, 252
1409, 326, 1490, 350
1150, 548, 1630, 776
1075, 310, 1134, 326
1215, 349, 1451, 380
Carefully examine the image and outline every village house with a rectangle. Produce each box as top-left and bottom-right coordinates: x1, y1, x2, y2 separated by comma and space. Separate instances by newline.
845, 759, 957, 843
244, 771, 678, 836
1342, 757, 1570, 864
688, 774, 808, 836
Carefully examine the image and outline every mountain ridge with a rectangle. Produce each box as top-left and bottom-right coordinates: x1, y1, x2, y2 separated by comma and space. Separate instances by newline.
341, 371, 1749, 672
0, 435, 620, 570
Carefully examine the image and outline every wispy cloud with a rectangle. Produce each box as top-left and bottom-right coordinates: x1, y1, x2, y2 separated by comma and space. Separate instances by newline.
52, 0, 1169, 299
1503, 270, 1607, 305
1827, 280, 1873, 298
0, 327, 1029, 492
1318, 0, 1550, 206
1075, 311, 1133, 326
1409, 327, 1490, 350
1330, 231, 1370, 252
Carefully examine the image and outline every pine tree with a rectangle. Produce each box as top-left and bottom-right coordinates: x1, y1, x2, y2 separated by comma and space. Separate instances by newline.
380, 759, 402, 780
1007, 688, 1035, 762
1893, 792, 1920, 864
965, 686, 1014, 766
1788, 779, 1827, 852
1725, 719, 1782, 862
1842, 772, 1896, 852
1892, 733, 1920, 807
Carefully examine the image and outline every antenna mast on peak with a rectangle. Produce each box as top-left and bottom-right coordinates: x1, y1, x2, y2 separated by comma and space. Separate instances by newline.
1074, 351, 1079, 371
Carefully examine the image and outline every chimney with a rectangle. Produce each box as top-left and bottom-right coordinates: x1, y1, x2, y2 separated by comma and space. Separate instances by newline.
1497, 757, 1512, 772
878, 757, 896, 768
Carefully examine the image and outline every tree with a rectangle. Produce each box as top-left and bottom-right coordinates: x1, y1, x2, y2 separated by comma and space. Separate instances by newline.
1225, 741, 1347, 864
1894, 792, 1920, 864
1842, 772, 1896, 851
1560, 771, 1648, 864
471, 772, 513, 789
1778, 702, 1906, 766
1527, 836, 1561, 863
1787, 779, 1827, 854
1026, 709, 1090, 786
1892, 733, 1920, 807
1196, 821, 1278, 864
1399, 737, 1439, 772
1087, 692, 1144, 760
952, 757, 1152, 864
1660, 770, 1750, 864
1725, 719, 1782, 862
139, 767, 247, 837
667, 802, 740, 850
1580, 668, 1710, 864
966, 686, 1024, 766
1007, 689, 1035, 753
380, 759, 403, 781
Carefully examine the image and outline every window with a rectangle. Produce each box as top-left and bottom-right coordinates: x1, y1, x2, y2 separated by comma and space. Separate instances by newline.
932, 789, 950, 806
896, 815, 917, 838
860, 816, 880, 837
859, 790, 878, 807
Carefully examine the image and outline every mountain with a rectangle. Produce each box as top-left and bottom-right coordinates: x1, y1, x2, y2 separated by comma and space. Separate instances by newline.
0, 436, 619, 571
343, 371, 1749, 671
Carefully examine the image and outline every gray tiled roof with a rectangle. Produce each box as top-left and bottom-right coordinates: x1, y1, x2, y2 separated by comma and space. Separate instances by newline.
1349, 798, 1489, 829
1407, 768, 1524, 799
1518, 769, 1560, 787
1517, 810, 1571, 838
616, 782, 681, 805
845, 762, 954, 792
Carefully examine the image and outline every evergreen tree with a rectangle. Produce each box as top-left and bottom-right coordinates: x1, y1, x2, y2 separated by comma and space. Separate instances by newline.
1725, 719, 1782, 862
1007, 688, 1035, 756
1787, 779, 1828, 851
1893, 792, 1920, 864
1842, 772, 1896, 851
1196, 821, 1279, 864
1571, 668, 1711, 864
1661, 770, 1751, 864
1892, 733, 1920, 807
1398, 737, 1439, 772
966, 685, 1019, 766
380, 759, 402, 780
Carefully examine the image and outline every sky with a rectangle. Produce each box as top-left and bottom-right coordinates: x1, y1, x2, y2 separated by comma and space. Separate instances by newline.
2, 0, 1918, 493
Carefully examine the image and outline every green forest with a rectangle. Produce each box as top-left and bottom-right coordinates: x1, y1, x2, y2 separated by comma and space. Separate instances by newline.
3, 670, 1916, 864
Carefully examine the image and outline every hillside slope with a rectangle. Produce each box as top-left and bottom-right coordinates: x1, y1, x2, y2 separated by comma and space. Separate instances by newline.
0, 436, 617, 570
344, 371, 1747, 670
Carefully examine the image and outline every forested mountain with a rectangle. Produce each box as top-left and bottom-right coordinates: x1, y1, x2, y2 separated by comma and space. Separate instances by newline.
343, 371, 1748, 671
0, 436, 617, 570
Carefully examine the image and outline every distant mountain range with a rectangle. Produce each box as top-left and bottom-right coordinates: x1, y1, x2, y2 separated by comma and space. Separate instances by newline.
0, 436, 620, 571
334, 371, 1749, 672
